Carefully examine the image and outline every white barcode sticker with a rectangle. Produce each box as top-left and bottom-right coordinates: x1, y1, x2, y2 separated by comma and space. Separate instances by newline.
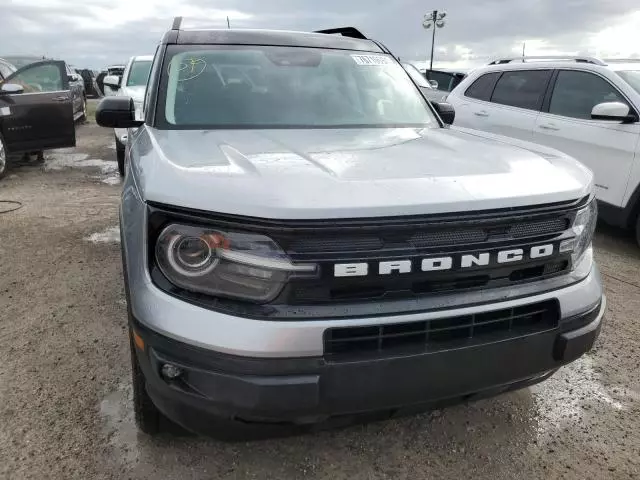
351, 55, 392, 66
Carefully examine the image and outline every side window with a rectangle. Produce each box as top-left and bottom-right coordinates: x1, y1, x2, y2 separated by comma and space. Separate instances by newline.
464, 72, 501, 101
490, 70, 552, 110
427, 71, 454, 91
549, 70, 626, 120
0, 61, 13, 80
5, 63, 63, 93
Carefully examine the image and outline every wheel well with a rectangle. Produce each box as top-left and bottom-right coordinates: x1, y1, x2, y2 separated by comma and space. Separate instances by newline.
624, 183, 640, 228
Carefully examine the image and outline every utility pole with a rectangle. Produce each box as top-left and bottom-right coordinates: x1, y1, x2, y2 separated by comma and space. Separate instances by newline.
422, 10, 447, 72
227, 16, 231, 29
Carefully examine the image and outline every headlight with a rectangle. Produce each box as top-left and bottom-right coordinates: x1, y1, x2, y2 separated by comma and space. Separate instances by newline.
156, 224, 317, 303
560, 199, 597, 267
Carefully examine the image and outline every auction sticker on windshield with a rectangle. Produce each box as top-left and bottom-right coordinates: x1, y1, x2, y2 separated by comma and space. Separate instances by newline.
351, 55, 393, 66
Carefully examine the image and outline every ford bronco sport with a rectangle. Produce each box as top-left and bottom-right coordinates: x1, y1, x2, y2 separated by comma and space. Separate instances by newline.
95, 19, 605, 437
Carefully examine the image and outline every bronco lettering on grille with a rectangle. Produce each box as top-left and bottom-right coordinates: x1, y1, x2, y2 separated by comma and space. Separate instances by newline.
333, 244, 554, 277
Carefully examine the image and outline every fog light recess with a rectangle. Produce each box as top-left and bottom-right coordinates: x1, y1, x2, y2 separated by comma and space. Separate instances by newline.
161, 363, 183, 380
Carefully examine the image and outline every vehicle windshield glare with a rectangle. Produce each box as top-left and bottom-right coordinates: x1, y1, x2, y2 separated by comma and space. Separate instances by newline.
161, 46, 436, 128
617, 70, 640, 95
127, 60, 152, 87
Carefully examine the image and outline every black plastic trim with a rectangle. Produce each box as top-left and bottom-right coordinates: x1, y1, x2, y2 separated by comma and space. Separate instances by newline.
598, 188, 640, 229
162, 29, 382, 53
147, 196, 589, 231
130, 300, 602, 430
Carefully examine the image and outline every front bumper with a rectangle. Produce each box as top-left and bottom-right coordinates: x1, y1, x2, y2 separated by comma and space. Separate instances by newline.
132, 295, 605, 434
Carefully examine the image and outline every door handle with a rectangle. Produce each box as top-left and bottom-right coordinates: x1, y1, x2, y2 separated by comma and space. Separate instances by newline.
53, 96, 69, 102
539, 123, 560, 131
474, 111, 489, 117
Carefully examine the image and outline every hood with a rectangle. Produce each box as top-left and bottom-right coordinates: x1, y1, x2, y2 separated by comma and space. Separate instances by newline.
121, 85, 146, 103
132, 125, 593, 219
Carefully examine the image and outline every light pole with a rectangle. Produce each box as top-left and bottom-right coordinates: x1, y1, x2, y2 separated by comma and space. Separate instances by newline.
422, 10, 446, 72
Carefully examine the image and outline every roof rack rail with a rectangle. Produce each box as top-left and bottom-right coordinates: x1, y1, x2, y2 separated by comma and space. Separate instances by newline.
603, 58, 640, 63
172, 16, 183, 30
488, 55, 607, 66
314, 27, 368, 40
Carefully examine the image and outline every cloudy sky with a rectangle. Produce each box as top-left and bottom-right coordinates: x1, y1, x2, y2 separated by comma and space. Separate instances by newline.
1, 0, 640, 70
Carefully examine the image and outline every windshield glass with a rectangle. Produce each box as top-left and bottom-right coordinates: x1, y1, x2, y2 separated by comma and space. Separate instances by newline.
160, 45, 435, 128
617, 70, 640, 94
126, 60, 152, 87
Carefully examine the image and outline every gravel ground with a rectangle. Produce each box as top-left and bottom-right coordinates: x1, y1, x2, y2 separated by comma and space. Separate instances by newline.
0, 110, 639, 479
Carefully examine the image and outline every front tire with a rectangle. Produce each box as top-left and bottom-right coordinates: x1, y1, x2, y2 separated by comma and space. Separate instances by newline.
115, 137, 125, 176
635, 213, 640, 248
77, 96, 87, 123
130, 333, 163, 435
0, 134, 7, 180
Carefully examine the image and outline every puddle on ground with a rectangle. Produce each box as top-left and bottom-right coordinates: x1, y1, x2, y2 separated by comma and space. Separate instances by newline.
100, 174, 122, 186
44, 151, 120, 185
85, 226, 120, 244
99, 382, 140, 468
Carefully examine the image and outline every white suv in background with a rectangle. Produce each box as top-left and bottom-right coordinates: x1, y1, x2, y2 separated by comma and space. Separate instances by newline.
103, 55, 153, 175
447, 57, 640, 244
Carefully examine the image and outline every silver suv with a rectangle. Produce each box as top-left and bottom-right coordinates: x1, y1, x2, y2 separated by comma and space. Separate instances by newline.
96, 20, 605, 438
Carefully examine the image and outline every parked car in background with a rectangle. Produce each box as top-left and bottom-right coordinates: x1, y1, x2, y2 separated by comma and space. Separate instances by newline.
65, 64, 87, 122
402, 63, 448, 102
102, 55, 153, 174
0, 57, 17, 79
77, 68, 100, 97
424, 68, 469, 94
100, 65, 125, 96
447, 56, 640, 245
0, 59, 76, 179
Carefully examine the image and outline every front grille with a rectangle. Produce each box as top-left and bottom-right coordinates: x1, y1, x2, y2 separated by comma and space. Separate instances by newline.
324, 300, 559, 360
148, 197, 587, 318
289, 217, 570, 253
278, 202, 580, 304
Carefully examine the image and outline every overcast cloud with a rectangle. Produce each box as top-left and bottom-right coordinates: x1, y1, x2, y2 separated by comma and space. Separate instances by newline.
1, 0, 639, 70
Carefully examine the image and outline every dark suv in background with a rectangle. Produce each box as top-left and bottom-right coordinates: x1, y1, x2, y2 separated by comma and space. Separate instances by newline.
0, 58, 78, 178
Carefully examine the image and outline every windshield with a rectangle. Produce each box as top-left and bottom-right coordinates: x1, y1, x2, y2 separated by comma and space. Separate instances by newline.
617, 70, 640, 94
160, 45, 435, 128
126, 60, 152, 87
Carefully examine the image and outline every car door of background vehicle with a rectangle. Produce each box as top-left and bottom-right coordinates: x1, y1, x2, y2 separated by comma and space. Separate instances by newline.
454, 69, 552, 141
66, 64, 83, 115
0, 60, 75, 153
533, 69, 640, 207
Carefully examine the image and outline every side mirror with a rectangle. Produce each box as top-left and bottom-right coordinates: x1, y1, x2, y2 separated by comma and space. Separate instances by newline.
95, 96, 143, 128
431, 101, 455, 125
0, 83, 24, 95
591, 102, 637, 123
103, 75, 121, 89
428, 80, 439, 89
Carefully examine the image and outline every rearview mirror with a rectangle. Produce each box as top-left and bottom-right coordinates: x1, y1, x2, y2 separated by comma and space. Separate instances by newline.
103, 75, 121, 89
95, 96, 143, 128
428, 80, 439, 89
0, 83, 24, 95
591, 102, 637, 123
431, 101, 455, 125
